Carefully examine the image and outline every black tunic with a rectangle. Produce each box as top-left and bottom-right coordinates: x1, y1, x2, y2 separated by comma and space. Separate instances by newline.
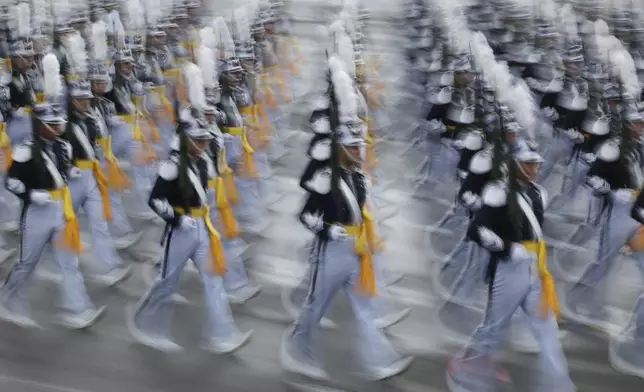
148, 150, 211, 227
299, 167, 368, 240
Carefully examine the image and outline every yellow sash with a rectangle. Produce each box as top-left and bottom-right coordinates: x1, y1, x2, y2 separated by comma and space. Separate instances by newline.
259, 72, 278, 108
208, 176, 240, 238
173, 206, 226, 275
222, 126, 258, 178
147, 85, 175, 123
132, 96, 161, 143
0, 123, 12, 171
343, 208, 384, 296
216, 145, 240, 205
75, 159, 112, 221
239, 105, 269, 145
97, 136, 131, 191
163, 68, 187, 104
118, 114, 157, 162
48, 187, 82, 253
264, 65, 291, 104
521, 240, 559, 319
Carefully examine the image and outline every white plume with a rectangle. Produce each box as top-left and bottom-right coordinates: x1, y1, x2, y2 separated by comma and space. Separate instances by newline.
611, 45, 640, 98
144, 0, 162, 28
471, 32, 538, 137
184, 62, 206, 111
126, 0, 146, 31
200, 27, 216, 49
233, 7, 251, 43
329, 55, 358, 123
92, 21, 108, 61
32, 0, 49, 30
13, 2, 30, 38
42, 53, 63, 98
197, 45, 216, 89
63, 32, 88, 77
337, 31, 355, 77
560, 3, 579, 40
213, 17, 236, 60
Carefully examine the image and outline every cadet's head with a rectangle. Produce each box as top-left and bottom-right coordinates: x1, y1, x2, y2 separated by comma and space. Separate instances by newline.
35, 104, 67, 139
89, 64, 110, 95
513, 139, 543, 183
68, 80, 94, 114
337, 121, 366, 169
181, 108, 213, 155
10, 41, 35, 70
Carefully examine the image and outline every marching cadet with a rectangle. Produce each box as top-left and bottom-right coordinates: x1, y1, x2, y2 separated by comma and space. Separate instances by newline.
233, 7, 285, 209
199, 35, 262, 305
561, 94, 644, 335
0, 32, 17, 234
126, 70, 253, 352
215, 17, 270, 235
105, 45, 158, 222
63, 44, 132, 286
254, 7, 289, 163
610, 186, 644, 378
446, 138, 574, 392
280, 55, 413, 381
7, 4, 40, 146
87, 44, 142, 251
0, 99, 105, 329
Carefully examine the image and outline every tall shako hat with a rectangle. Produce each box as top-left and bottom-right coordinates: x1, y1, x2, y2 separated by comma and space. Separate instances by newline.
121, 0, 146, 53
213, 16, 242, 73
10, 1, 35, 57
34, 52, 65, 146
89, 17, 111, 83
142, 0, 166, 37
300, 19, 364, 195
62, 30, 93, 98
31, 0, 52, 54
232, 6, 255, 61
196, 31, 217, 112
52, 0, 74, 34
179, 61, 213, 140
198, 25, 220, 105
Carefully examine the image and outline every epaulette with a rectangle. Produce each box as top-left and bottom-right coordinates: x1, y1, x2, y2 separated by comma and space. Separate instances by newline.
301, 164, 331, 195
469, 148, 493, 175
308, 135, 331, 161
481, 181, 507, 207
159, 156, 179, 180
11, 142, 33, 162
596, 138, 620, 163
463, 132, 484, 151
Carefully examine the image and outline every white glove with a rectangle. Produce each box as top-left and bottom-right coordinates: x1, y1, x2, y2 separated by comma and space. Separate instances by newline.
329, 224, 349, 241
179, 216, 197, 230
462, 191, 482, 210
302, 212, 323, 232
542, 107, 558, 121
477, 227, 504, 251
510, 243, 535, 262
587, 175, 610, 193
580, 152, 596, 164
526, 77, 540, 90
563, 128, 582, 142
30, 190, 52, 205
426, 119, 445, 134
68, 167, 82, 178
14, 107, 28, 118
612, 189, 636, 204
